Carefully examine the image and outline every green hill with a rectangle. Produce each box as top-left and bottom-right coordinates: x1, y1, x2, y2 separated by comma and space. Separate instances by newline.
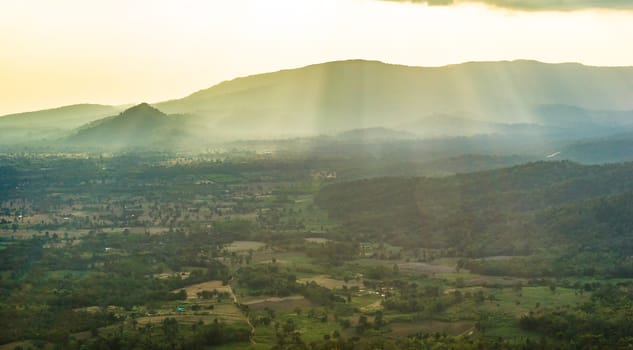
315, 161, 633, 272
64, 103, 189, 149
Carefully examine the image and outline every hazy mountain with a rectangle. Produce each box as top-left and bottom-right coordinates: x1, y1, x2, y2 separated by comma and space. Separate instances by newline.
560, 133, 633, 164
398, 114, 503, 137
156, 59, 633, 138
533, 104, 633, 136
0, 104, 122, 145
336, 127, 417, 142
64, 103, 189, 149
0, 104, 120, 129
6, 60, 633, 149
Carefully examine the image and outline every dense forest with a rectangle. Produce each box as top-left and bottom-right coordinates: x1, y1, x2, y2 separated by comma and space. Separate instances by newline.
316, 161, 633, 275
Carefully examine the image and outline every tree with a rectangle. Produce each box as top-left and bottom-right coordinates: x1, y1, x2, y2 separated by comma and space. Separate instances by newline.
374, 311, 384, 328
162, 317, 179, 344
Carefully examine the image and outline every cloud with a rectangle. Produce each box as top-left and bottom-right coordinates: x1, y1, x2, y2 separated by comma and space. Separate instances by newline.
382, 0, 633, 11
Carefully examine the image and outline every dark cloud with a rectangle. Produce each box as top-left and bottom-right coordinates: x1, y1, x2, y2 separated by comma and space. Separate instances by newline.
382, 0, 633, 11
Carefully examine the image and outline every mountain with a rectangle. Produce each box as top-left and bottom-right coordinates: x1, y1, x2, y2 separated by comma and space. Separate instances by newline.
6, 60, 633, 148
397, 114, 503, 138
64, 103, 189, 149
561, 134, 633, 164
0, 104, 120, 129
0, 104, 122, 145
156, 60, 633, 138
336, 127, 417, 142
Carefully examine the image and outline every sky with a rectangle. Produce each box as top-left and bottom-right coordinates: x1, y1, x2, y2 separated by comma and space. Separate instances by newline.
1, 0, 633, 115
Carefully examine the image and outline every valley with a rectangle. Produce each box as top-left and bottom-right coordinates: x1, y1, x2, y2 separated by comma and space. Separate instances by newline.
2, 151, 633, 349
4, 0, 633, 348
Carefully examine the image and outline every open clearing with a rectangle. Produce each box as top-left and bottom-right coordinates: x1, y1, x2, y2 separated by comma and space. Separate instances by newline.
225, 241, 266, 252
360, 300, 384, 312
176, 280, 233, 300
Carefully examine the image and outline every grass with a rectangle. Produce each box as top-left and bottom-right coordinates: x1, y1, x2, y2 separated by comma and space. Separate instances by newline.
137, 299, 247, 325
211, 343, 270, 350
206, 173, 242, 184
279, 310, 342, 343
225, 241, 266, 252
243, 295, 314, 312
348, 292, 383, 310
387, 320, 474, 337
252, 252, 329, 278
177, 280, 232, 300
435, 271, 527, 287
477, 312, 539, 340
304, 237, 330, 244
246, 307, 344, 346
360, 242, 403, 258
281, 194, 336, 233
482, 286, 587, 315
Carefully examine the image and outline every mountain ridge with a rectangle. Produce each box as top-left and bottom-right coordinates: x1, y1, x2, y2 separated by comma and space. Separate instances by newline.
4, 59, 633, 149
154, 59, 633, 138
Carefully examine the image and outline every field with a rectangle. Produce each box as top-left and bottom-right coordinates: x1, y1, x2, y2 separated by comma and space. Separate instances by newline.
387, 321, 474, 337
177, 280, 234, 300
2, 153, 633, 349
243, 295, 313, 311
225, 241, 267, 253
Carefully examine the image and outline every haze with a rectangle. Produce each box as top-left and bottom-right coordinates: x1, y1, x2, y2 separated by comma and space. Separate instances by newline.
1, 0, 633, 115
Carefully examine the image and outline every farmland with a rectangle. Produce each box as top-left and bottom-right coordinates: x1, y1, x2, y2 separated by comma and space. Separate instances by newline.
2, 152, 633, 349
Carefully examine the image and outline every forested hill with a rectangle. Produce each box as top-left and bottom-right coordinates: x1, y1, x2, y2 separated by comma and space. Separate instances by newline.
64, 103, 189, 149
155, 59, 633, 138
315, 161, 633, 275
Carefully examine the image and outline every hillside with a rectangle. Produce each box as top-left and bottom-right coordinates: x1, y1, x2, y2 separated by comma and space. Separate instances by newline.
0, 104, 122, 145
336, 127, 417, 142
0, 104, 120, 129
315, 161, 633, 264
156, 60, 633, 138
64, 103, 188, 149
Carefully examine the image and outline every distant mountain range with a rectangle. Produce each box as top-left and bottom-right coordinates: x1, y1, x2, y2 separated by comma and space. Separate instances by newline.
2, 59, 633, 154
155, 59, 633, 138
0, 104, 123, 144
